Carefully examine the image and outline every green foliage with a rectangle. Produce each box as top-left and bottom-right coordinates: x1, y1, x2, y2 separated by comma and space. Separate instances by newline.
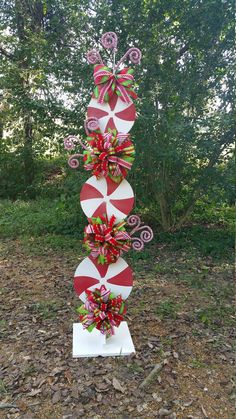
197, 304, 235, 328
0, 0, 234, 230
156, 299, 181, 319
157, 224, 234, 260
0, 379, 7, 395
30, 301, 60, 320
0, 197, 84, 238
190, 358, 207, 369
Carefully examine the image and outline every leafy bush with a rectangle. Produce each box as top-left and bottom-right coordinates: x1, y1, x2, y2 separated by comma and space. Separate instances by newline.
0, 198, 85, 238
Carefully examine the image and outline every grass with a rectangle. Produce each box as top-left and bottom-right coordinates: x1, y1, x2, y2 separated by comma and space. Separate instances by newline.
197, 304, 235, 328
128, 362, 144, 373
0, 379, 8, 395
190, 358, 207, 369
21, 234, 83, 255
30, 301, 61, 319
0, 198, 85, 238
156, 299, 181, 319
0, 198, 234, 258
158, 224, 234, 260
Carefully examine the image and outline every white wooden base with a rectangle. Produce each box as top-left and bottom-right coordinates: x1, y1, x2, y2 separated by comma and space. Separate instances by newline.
72, 322, 135, 357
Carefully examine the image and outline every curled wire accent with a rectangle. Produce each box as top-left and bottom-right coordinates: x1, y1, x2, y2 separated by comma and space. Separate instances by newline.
115, 47, 142, 69
127, 215, 153, 251
140, 227, 154, 242
68, 154, 83, 169
84, 117, 100, 135
128, 48, 142, 64
101, 32, 118, 49
131, 237, 144, 251
64, 134, 88, 151
87, 49, 103, 65
64, 135, 77, 151
127, 215, 141, 233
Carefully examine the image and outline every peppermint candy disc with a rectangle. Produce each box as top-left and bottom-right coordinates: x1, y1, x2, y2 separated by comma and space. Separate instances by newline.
80, 175, 134, 222
74, 256, 133, 301
87, 94, 136, 134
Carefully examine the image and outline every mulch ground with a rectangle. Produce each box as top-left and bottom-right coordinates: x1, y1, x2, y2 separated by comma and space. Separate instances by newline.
0, 238, 235, 418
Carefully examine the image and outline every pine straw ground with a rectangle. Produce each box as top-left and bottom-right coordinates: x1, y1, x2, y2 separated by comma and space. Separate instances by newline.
0, 232, 235, 419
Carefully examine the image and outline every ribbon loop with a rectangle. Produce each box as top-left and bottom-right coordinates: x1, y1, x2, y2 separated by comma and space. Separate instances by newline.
84, 130, 135, 183
93, 64, 137, 104
84, 215, 131, 265
77, 285, 127, 336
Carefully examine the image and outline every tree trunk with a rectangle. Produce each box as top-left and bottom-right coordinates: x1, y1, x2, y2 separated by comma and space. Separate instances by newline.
0, 120, 3, 143
14, 0, 43, 190
159, 194, 172, 231
23, 115, 34, 188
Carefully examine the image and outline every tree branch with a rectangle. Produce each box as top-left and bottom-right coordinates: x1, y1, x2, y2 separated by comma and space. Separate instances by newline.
178, 44, 189, 58
0, 46, 15, 60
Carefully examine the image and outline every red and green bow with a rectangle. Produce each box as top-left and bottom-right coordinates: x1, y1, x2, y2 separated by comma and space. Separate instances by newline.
77, 285, 126, 336
84, 215, 131, 264
93, 64, 137, 104
83, 130, 135, 183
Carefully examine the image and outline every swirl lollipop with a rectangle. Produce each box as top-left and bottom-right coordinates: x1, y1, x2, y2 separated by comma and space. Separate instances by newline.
64, 135, 77, 151
87, 49, 103, 65
127, 215, 153, 251
115, 48, 142, 70
68, 154, 83, 169
101, 32, 118, 50
84, 117, 100, 135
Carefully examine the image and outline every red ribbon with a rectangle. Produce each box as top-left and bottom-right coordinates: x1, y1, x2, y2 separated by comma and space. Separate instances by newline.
84, 215, 131, 264
83, 132, 135, 182
77, 285, 126, 336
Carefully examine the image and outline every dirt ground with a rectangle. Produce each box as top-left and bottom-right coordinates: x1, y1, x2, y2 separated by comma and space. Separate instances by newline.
0, 238, 235, 418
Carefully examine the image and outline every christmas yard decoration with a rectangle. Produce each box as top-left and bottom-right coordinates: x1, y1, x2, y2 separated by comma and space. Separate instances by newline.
74, 256, 133, 301
64, 31, 153, 357
80, 176, 135, 221
87, 95, 136, 133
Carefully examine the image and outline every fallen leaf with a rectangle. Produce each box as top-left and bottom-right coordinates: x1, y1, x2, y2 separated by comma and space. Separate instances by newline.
27, 389, 42, 397
152, 393, 162, 402
16, 400, 28, 411
158, 408, 172, 417
50, 367, 65, 376
52, 390, 61, 404
95, 382, 109, 393
64, 370, 73, 385
201, 405, 208, 418
112, 377, 125, 393
97, 393, 103, 402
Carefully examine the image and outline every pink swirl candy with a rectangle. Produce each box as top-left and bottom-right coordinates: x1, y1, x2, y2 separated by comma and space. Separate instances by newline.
115, 47, 142, 70
140, 227, 154, 243
84, 117, 100, 135
68, 154, 83, 169
131, 237, 144, 251
64, 136, 77, 151
127, 48, 142, 64
101, 32, 118, 49
127, 215, 141, 229
127, 214, 153, 251
86, 49, 103, 65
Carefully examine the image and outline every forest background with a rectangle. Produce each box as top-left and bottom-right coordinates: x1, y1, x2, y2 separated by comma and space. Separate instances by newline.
0, 0, 234, 236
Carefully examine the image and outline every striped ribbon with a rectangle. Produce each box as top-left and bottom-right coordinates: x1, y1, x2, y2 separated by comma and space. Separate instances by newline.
77, 285, 126, 335
93, 65, 137, 104
84, 216, 131, 264
84, 131, 135, 182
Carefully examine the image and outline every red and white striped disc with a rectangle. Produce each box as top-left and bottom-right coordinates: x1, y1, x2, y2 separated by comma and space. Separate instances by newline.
74, 256, 133, 301
80, 175, 134, 222
87, 94, 136, 134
